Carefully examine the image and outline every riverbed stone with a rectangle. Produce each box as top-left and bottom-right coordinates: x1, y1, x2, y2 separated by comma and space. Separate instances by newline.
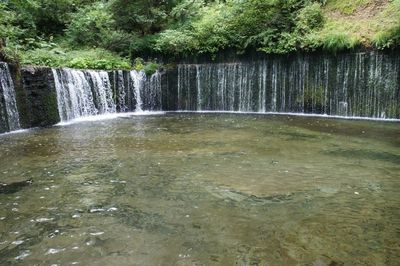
0, 178, 32, 194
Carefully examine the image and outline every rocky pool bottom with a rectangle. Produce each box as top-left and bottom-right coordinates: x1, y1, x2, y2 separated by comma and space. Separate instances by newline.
0, 113, 399, 265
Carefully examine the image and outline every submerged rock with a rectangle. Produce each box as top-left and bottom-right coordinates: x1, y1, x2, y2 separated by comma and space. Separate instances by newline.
0, 178, 32, 194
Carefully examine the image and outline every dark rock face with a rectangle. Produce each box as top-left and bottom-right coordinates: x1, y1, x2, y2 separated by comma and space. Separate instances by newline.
162, 66, 178, 111
20, 66, 60, 127
0, 84, 7, 133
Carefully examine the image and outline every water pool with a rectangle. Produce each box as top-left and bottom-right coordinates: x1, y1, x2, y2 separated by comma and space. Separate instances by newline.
0, 113, 399, 265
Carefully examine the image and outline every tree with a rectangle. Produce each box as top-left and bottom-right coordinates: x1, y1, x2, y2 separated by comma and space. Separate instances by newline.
109, 0, 177, 35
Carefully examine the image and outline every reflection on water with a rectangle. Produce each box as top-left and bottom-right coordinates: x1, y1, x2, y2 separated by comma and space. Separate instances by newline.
0, 114, 399, 265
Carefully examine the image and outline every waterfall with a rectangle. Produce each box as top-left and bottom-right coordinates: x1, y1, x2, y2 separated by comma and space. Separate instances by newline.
52, 68, 116, 122
143, 70, 162, 111
129, 70, 145, 112
87, 70, 116, 114
196, 65, 202, 111
258, 60, 267, 112
14, 51, 397, 126
53, 68, 163, 121
128, 70, 162, 112
175, 52, 400, 118
0, 62, 20, 132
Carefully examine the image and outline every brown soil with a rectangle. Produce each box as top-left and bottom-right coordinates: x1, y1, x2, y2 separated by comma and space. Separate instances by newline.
327, 0, 389, 20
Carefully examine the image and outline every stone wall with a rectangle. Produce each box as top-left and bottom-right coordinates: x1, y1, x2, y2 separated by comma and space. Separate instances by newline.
20, 66, 60, 127
1, 49, 400, 135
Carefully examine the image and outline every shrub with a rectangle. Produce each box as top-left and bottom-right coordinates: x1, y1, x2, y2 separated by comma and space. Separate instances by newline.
102, 30, 136, 56
133, 58, 158, 76
129, 34, 158, 58
20, 47, 131, 70
296, 3, 325, 33
257, 31, 298, 54
133, 58, 145, 71
143, 62, 158, 76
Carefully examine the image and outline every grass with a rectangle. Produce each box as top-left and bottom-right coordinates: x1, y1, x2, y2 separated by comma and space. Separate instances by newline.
373, 0, 400, 48
304, 0, 400, 50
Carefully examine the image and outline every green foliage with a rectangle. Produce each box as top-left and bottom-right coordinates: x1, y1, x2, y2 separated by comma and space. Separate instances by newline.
258, 32, 299, 54
133, 58, 145, 71
28, 0, 76, 36
65, 50, 131, 70
6, 0, 38, 39
0, 3, 17, 41
20, 48, 131, 70
191, 3, 234, 54
154, 30, 199, 55
102, 30, 136, 56
297, 3, 325, 33
1, 0, 399, 66
126, 34, 158, 58
155, 0, 310, 55
373, 0, 400, 49
155, 0, 329, 55
109, 0, 174, 34
0, 3, 17, 60
144, 62, 159, 76
170, 0, 205, 24
66, 2, 114, 47
7, 0, 97, 37
132, 57, 158, 76
228, 0, 294, 52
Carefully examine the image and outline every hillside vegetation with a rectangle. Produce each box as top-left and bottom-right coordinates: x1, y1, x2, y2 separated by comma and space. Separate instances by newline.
0, 0, 399, 69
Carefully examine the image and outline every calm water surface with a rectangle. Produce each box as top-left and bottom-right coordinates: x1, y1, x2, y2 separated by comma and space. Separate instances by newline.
0, 113, 399, 265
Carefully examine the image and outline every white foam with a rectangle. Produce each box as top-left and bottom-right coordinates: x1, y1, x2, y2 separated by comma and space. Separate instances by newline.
15, 250, 30, 260
35, 218, 54, 222
89, 232, 104, 236
56, 111, 165, 126
89, 208, 105, 213
0, 129, 31, 137
169, 110, 400, 122
46, 248, 65, 255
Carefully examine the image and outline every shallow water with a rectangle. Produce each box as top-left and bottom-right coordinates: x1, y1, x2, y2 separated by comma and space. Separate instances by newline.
0, 113, 399, 265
